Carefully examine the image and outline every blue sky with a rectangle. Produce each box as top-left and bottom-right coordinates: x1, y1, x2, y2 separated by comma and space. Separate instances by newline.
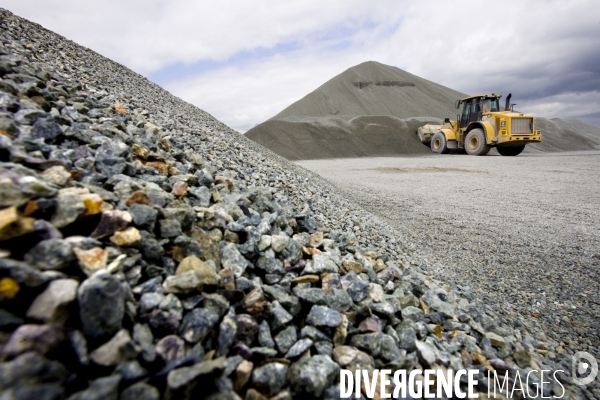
4, 0, 600, 132
149, 41, 304, 86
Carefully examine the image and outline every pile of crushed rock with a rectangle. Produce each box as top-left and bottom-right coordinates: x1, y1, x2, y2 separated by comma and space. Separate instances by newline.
0, 8, 589, 400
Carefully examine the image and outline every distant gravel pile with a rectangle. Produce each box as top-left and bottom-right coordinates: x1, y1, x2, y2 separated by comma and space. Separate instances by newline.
525, 118, 600, 153
0, 8, 591, 400
246, 61, 465, 160
246, 115, 440, 160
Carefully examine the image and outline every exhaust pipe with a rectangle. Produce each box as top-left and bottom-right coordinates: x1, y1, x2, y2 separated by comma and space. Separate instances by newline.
505, 93, 512, 111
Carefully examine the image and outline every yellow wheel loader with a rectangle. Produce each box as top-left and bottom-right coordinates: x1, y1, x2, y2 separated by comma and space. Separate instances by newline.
419, 93, 541, 156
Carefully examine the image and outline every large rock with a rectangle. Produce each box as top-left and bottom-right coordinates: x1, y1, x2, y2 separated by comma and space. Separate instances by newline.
67, 374, 121, 400
167, 357, 227, 397
217, 308, 237, 356
0, 351, 68, 389
179, 308, 219, 343
288, 355, 340, 397
221, 243, 247, 277
90, 329, 140, 366
306, 305, 342, 328
77, 271, 125, 339
1, 324, 65, 357
252, 362, 289, 397
269, 301, 293, 330
163, 269, 218, 294
24, 239, 75, 270
155, 335, 186, 365
285, 338, 313, 359
120, 382, 160, 400
26, 278, 79, 324
95, 142, 128, 176
274, 326, 297, 354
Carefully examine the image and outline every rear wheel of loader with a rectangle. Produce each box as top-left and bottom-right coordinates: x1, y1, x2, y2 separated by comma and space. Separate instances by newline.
430, 132, 449, 154
465, 128, 491, 156
497, 145, 525, 156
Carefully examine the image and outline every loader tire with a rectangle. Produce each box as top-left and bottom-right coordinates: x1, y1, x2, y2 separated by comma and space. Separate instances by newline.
430, 132, 449, 154
465, 128, 491, 156
497, 145, 525, 156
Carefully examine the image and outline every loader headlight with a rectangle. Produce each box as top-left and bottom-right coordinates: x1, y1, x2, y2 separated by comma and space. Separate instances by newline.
500, 120, 506, 127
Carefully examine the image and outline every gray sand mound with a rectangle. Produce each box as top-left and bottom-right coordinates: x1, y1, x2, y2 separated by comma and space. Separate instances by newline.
247, 61, 600, 159
525, 118, 600, 152
249, 116, 439, 160
270, 61, 466, 120
246, 61, 465, 159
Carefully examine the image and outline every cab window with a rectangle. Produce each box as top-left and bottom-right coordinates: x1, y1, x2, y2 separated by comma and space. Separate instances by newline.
481, 98, 499, 112
462, 100, 471, 119
460, 100, 471, 128
472, 98, 482, 114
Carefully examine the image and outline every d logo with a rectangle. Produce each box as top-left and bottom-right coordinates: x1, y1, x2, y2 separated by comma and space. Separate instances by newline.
572, 351, 598, 386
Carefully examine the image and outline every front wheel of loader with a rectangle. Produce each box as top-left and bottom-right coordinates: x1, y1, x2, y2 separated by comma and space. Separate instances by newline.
465, 128, 491, 156
497, 145, 525, 156
430, 132, 449, 154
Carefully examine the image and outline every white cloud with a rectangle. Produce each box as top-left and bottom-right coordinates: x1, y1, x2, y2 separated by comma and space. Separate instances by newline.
2, 0, 397, 73
520, 91, 600, 122
165, 51, 360, 132
4, 0, 600, 131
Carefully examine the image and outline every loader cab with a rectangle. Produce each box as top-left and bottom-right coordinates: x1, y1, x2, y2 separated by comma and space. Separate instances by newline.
457, 95, 501, 129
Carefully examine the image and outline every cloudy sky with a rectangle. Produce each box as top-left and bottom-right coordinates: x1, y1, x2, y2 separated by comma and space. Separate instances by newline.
4, 0, 600, 131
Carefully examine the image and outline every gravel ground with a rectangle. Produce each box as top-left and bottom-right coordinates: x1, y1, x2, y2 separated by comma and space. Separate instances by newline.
298, 153, 600, 361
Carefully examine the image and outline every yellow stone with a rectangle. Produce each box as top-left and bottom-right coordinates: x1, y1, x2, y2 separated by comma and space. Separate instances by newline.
364, 250, 381, 259
114, 103, 128, 115
342, 260, 364, 274
373, 259, 387, 273
308, 231, 324, 248
109, 227, 141, 246
0, 207, 18, 230
0, 277, 19, 301
218, 267, 235, 290
176, 255, 213, 275
130, 143, 149, 159
419, 297, 430, 314
215, 176, 234, 191
0, 207, 35, 241
145, 161, 169, 175
161, 137, 171, 150
471, 352, 493, 371
82, 194, 104, 215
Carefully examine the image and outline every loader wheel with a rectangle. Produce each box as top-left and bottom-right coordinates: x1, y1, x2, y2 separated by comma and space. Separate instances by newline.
430, 132, 449, 154
497, 145, 525, 156
465, 128, 491, 156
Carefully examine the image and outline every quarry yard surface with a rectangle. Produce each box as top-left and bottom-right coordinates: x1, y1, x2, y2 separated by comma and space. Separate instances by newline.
298, 151, 600, 358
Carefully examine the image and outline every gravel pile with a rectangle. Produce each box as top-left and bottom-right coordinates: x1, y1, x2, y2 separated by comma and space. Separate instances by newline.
246, 115, 441, 160
525, 118, 600, 153
0, 8, 591, 399
246, 61, 465, 160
